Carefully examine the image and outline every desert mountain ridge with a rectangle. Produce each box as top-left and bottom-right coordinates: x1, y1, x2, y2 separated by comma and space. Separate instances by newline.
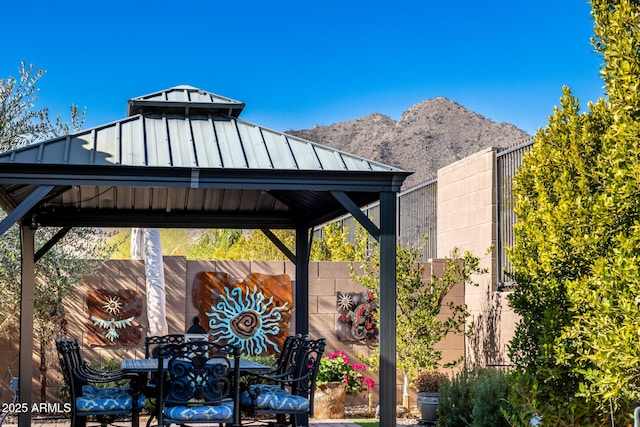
286, 97, 532, 189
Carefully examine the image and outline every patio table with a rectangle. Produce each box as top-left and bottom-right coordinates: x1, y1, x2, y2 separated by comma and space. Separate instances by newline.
122, 356, 271, 427
121, 357, 272, 373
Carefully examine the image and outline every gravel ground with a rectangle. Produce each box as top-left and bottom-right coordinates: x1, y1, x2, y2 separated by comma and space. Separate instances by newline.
344, 404, 421, 426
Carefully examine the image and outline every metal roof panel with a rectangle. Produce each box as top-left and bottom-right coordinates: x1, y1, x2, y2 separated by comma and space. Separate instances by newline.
128, 85, 245, 117
213, 119, 248, 168
260, 128, 298, 169
235, 121, 273, 169
0, 86, 411, 231
190, 117, 223, 168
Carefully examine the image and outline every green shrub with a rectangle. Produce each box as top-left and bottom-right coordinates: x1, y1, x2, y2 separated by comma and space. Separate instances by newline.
437, 367, 508, 427
437, 369, 475, 427
242, 353, 277, 366
88, 357, 130, 389
470, 369, 509, 427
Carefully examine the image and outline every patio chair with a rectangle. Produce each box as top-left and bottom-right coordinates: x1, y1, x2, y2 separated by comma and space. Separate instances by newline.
270, 334, 309, 378
55, 337, 124, 384
144, 334, 186, 358
154, 340, 242, 427
240, 337, 326, 427
144, 340, 203, 427
55, 337, 146, 427
249, 334, 308, 396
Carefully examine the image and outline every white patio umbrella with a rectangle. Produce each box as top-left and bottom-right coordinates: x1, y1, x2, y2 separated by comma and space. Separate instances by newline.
130, 228, 168, 336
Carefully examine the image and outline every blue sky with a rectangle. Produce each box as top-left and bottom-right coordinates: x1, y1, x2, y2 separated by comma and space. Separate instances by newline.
1, 1, 604, 136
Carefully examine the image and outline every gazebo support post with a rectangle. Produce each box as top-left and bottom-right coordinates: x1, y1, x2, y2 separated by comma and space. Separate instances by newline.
294, 224, 310, 334
18, 223, 35, 427
294, 224, 311, 427
379, 191, 397, 427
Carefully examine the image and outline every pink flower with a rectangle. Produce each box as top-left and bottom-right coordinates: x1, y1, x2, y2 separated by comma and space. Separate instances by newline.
343, 375, 350, 383
342, 356, 350, 365
328, 353, 338, 360
365, 378, 375, 389
337, 350, 346, 356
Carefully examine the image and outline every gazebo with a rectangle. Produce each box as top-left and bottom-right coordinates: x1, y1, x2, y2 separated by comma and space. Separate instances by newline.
0, 85, 411, 427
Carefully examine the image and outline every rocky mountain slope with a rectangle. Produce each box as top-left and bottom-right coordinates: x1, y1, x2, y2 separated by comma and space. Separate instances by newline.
287, 97, 532, 189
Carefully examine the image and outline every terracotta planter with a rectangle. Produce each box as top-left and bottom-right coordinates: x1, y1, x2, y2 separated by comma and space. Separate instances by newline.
314, 382, 347, 419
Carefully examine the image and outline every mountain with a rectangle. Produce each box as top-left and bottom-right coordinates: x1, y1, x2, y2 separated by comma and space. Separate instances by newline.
286, 97, 532, 189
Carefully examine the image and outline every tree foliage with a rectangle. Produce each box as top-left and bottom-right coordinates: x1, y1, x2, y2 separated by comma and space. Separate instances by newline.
0, 62, 84, 150
0, 63, 112, 395
507, 0, 640, 423
352, 237, 485, 381
183, 222, 368, 262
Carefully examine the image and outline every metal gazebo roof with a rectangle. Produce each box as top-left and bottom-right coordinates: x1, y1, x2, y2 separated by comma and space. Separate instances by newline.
0, 85, 408, 230
0, 86, 411, 427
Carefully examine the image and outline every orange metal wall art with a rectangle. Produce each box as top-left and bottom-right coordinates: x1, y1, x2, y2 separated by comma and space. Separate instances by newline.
192, 272, 293, 356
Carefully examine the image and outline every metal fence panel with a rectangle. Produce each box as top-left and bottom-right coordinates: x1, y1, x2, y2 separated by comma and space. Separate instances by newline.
314, 179, 437, 261
496, 139, 533, 289
398, 179, 437, 260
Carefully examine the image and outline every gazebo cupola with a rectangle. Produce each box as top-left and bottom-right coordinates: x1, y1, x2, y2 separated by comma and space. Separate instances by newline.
127, 85, 246, 117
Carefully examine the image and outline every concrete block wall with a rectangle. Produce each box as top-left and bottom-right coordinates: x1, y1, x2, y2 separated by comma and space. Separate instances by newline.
0, 257, 464, 407
436, 147, 517, 365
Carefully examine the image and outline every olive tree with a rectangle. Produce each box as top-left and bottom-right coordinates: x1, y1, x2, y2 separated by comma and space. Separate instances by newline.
0, 62, 114, 400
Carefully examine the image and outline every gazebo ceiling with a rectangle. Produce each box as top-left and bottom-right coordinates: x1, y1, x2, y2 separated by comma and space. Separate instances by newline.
0, 86, 411, 231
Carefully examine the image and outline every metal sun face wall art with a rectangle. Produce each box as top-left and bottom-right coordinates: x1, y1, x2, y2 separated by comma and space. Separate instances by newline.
206, 285, 289, 355
192, 271, 293, 356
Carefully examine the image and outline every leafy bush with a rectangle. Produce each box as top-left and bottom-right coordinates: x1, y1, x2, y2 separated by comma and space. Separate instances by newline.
413, 370, 447, 393
507, 1, 640, 423
437, 369, 475, 427
242, 353, 277, 367
471, 369, 509, 427
437, 367, 508, 427
88, 357, 130, 389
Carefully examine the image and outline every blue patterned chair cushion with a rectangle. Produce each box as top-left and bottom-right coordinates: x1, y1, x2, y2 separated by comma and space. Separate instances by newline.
76, 389, 146, 412
251, 384, 289, 394
163, 401, 234, 421
240, 389, 309, 411
82, 385, 128, 396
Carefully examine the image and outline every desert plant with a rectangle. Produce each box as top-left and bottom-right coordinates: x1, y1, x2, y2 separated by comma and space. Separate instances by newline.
437, 369, 476, 427
470, 369, 509, 427
437, 367, 509, 427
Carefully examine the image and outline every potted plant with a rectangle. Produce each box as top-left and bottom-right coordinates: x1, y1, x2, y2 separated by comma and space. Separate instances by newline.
413, 370, 447, 425
314, 350, 374, 419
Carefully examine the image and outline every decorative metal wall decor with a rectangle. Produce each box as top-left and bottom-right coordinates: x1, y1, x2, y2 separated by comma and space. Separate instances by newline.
192, 272, 293, 356
336, 290, 378, 342
86, 289, 143, 346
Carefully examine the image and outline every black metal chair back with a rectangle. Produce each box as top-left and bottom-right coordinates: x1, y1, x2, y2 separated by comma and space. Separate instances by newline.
155, 340, 241, 427
290, 338, 326, 413
272, 334, 308, 378
240, 337, 326, 426
144, 334, 185, 358
54, 336, 144, 427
